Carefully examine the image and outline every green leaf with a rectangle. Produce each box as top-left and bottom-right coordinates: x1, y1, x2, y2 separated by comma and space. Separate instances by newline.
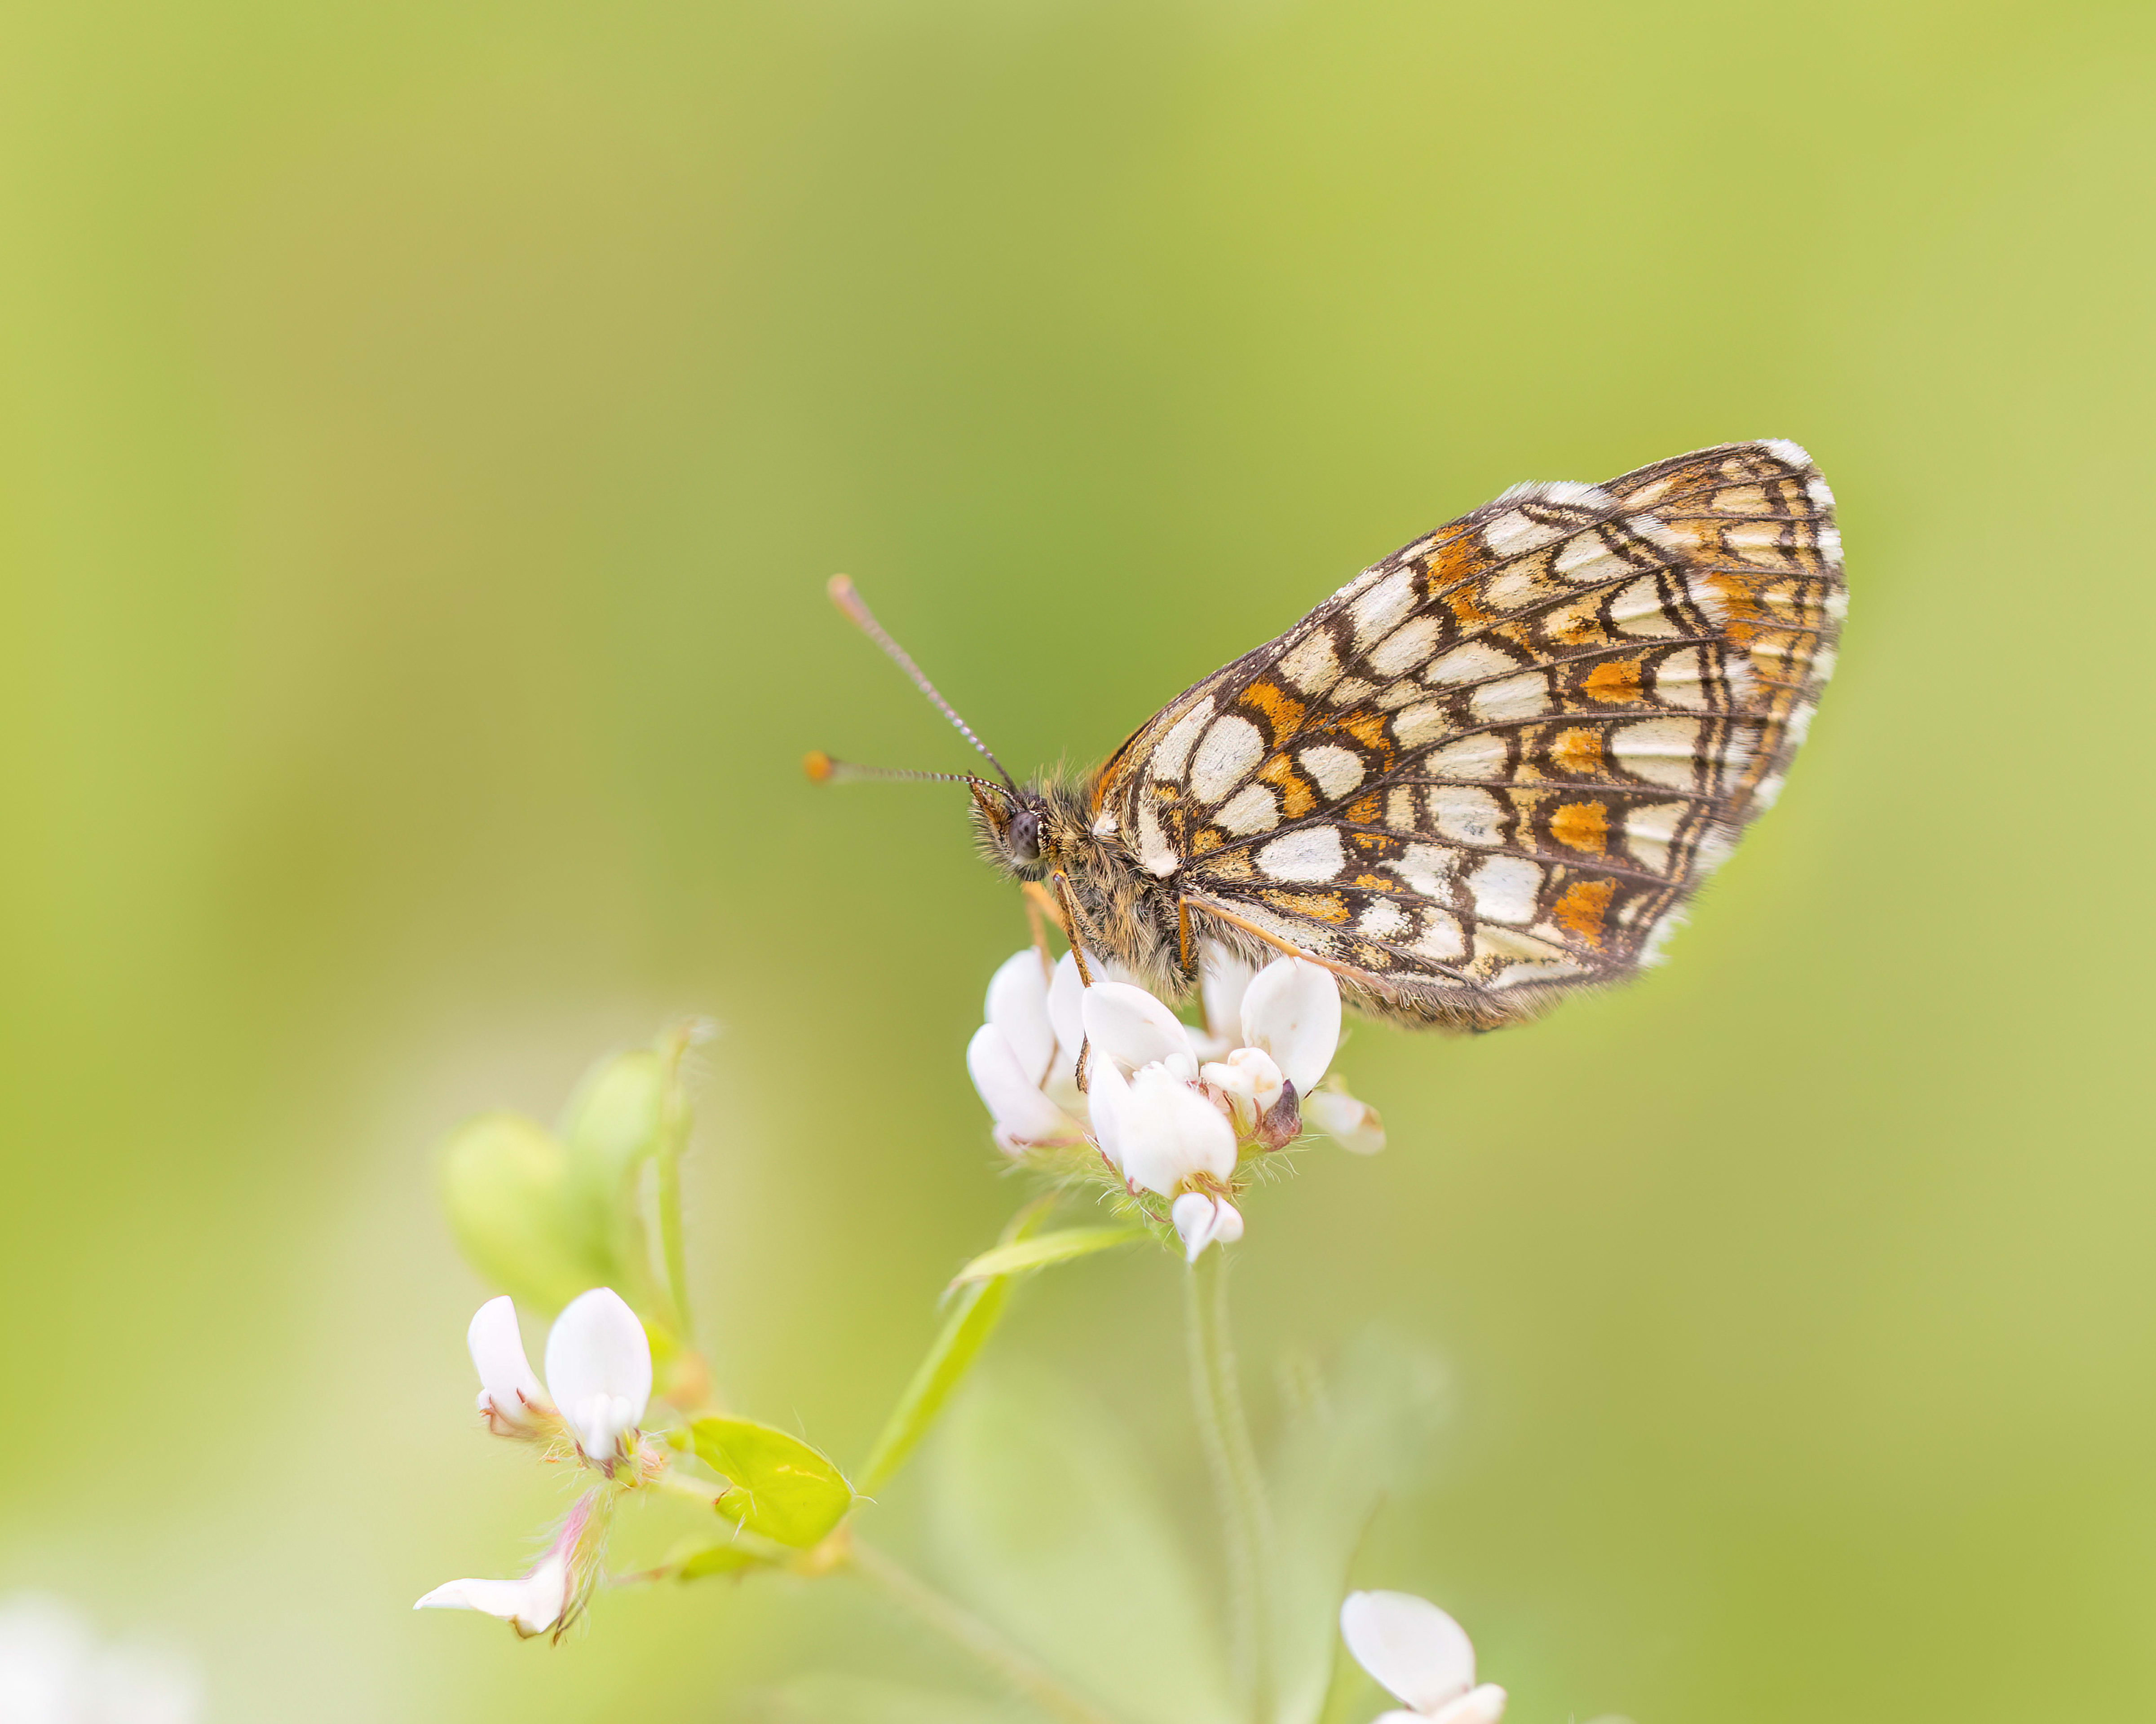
928, 1366, 1237, 1724
669, 1539, 773, 1581
437, 1111, 608, 1315
690, 1416, 855, 1548
947, 1225, 1148, 1286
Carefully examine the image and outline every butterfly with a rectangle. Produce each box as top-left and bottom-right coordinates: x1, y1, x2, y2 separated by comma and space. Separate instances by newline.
811, 441, 1843, 1032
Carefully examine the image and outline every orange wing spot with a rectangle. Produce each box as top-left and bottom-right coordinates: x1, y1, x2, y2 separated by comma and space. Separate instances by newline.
1427, 534, 1489, 596
1550, 800, 1609, 855
1352, 871, 1393, 891
1581, 658, 1647, 704
1189, 827, 1224, 856
1551, 727, 1606, 776
1340, 711, 1394, 761
1262, 889, 1351, 924
1240, 680, 1307, 745
1257, 753, 1318, 820
1345, 791, 1384, 825
1552, 877, 1616, 949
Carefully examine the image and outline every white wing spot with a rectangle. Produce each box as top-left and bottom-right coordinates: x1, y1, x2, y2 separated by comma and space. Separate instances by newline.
1612, 717, 1701, 789
1470, 672, 1549, 723
1466, 855, 1542, 924
1391, 700, 1450, 749
1215, 782, 1281, 836
1366, 614, 1440, 678
1609, 575, 1684, 638
1350, 568, 1417, 647
1151, 699, 1214, 782
1258, 826, 1347, 883
1189, 715, 1265, 802
1425, 641, 1518, 686
1651, 648, 1713, 712
1278, 629, 1341, 697
1358, 899, 1408, 939
1431, 785, 1505, 847
1137, 799, 1179, 878
1484, 510, 1563, 558
1297, 744, 1366, 799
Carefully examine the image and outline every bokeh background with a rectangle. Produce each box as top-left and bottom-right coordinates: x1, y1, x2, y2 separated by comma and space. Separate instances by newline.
4, 0, 2152, 1718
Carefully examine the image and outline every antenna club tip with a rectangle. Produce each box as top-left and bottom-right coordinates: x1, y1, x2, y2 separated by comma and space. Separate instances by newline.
803, 750, 836, 784
826, 573, 868, 621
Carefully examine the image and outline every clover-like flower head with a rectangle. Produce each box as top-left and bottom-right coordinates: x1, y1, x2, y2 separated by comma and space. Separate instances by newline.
967, 941, 1384, 1258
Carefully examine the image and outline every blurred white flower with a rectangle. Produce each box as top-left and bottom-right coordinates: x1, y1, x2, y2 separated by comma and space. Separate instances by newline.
963, 942, 1383, 1257
1339, 1590, 1506, 1724
463, 1289, 651, 1467
1170, 1190, 1244, 1262
1304, 1082, 1386, 1155
0, 1593, 201, 1724
544, 1289, 653, 1465
415, 1488, 610, 1640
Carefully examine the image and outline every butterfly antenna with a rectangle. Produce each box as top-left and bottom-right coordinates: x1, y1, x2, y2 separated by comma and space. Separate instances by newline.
802, 752, 1003, 795
826, 575, 1018, 790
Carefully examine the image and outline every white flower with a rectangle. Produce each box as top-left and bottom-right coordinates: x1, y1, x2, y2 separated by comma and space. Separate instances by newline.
464, 1289, 651, 1464
968, 950, 1087, 1151
415, 1487, 612, 1640
1239, 955, 1341, 1098
962, 941, 1383, 1257
0, 1595, 200, 1724
468, 1294, 558, 1439
414, 1555, 571, 1639
1339, 1591, 1507, 1724
1170, 1190, 1244, 1261
544, 1288, 653, 1464
1304, 1082, 1386, 1155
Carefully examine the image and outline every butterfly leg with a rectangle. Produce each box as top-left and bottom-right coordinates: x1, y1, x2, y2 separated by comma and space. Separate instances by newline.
1018, 882, 1058, 982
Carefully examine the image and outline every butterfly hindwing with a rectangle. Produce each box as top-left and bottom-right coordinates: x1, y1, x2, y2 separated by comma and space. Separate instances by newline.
1087, 441, 1843, 1026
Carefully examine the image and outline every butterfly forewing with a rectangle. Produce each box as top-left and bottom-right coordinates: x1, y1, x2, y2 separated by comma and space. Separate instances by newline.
1087, 441, 1843, 1027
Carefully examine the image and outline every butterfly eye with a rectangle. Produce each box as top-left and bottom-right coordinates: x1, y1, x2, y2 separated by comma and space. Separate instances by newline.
1007, 809, 1042, 864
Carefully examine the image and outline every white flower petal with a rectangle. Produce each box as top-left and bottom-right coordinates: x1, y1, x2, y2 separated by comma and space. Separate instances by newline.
1200, 943, 1258, 1044
467, 1296, 553, 1433
543, 1288, 652, 1461
1339, 1590, 1477, 1714
984, 950, 1057, 1086
1241, 957, 1341, 1096
1171, 1192, 1244, 1261
1046, 947, 1135, 1069
1303, 1085, 1385, 1155
967, 1024, 1081, 1148
1201, 1046, 1285, 1108
1082, 983, 1195, 1076
1086, 1054, 1132, 1172
414, 1555, 571, 1637
1428, 1684, 1508, 1724
1116, 1065, 1237, 1196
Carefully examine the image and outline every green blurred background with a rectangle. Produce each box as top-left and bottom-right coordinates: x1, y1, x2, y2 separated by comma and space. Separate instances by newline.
4, 0, 2152, 1717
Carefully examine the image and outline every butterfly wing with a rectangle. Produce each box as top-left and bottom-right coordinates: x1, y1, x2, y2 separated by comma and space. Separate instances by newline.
1089, 441, 1843, 1028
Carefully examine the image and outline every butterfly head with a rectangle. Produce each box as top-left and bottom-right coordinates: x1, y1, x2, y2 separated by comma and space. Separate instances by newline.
968, 780, 1050, 877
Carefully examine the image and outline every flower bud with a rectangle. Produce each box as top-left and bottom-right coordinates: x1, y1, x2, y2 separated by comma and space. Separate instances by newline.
1304, 1084, 1385, 1155
438, 1112, 607, 1316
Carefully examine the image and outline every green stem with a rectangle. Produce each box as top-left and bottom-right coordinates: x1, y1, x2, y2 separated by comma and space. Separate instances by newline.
848, 1538, 1122, 1724
1186, 1251, 1276, 1724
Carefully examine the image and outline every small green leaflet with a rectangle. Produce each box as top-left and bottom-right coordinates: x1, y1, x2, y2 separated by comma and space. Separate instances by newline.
690, 1416, 855, 1548
947, 1226, 1149, 1288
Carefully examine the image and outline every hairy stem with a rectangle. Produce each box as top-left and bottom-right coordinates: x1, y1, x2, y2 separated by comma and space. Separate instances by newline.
1186, 1251, 1276, 1724
848, 1538, 1121, 1724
